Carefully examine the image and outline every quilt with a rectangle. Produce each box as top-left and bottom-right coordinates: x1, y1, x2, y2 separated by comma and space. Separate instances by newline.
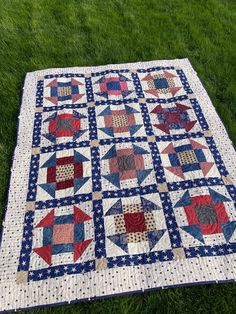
0, 59, 236, 312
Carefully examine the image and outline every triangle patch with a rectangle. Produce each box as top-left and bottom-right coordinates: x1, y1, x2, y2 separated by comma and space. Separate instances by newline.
137, 169, 152, 185
148, 230, 166, 250
141, 197, 161, 211
103, 173, 120, 189
74, 177, 90, 193
209, 188, 231, 203
39, 183, 56, 198
105, 199, 123, 216
107, 234, 128, 253
41, 153, 56, 168
74, 239, 92, 262
181, 225, 205, 244
221, 221, 236, 242
36, 209, 54, 228
33, 245, 52, 265
161, 143, 175, 154
165, 166, 184, 179
200, 162, 214, 176
74, 206, 91, 223
102, 145, 117, 160
174, 190, 192, 208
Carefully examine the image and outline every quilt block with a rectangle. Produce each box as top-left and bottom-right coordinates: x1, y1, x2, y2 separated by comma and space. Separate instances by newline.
0, 59, 236, 312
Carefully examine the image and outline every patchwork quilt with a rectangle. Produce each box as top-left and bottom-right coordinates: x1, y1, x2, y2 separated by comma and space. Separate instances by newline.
0, 59, 236, 312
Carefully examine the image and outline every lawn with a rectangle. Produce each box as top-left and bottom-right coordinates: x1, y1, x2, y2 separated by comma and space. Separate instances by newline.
0, 0, 236, 313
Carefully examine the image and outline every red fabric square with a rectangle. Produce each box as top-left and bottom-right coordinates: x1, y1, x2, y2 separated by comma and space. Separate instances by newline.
113, 126, 129, 133
116, 148, 134, 157
119, 169, 137, 180
55, 129, 73, 137
107, 89, 122, 96
74, 163, 83, 178
109, 157, 119, 173
49, 120, 56, 133
127, 113, 136, 126
120, 81, 128, 91
56, 156, 74, 166
47, 167, 56, 183
71, 119, 81, 132
184, 205, 199, 225
214, 202, 229, 223
112, 109, 126, 116
165, 112, 181, 124
56, 179, 74, 190
53, 224, 74, 244
99, 82, 108, 92
124, 212, 147, 233
200, 222, 222, 235
134, 155, 145, 170
104, 115, 113, 128
191, 195, 212, 206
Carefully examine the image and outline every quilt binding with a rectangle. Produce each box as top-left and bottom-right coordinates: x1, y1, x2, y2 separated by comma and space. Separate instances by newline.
0, 58, 236, 312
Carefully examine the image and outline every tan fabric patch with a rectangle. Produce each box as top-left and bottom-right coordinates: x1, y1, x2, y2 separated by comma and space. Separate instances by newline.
112, 115, 129, 128
26, 201, 35, 211
203, 130, 212, 137
222, 175, 233, 186
16, 271, 28, 284
31, 147, 40, 155
173, 247, 185, 260
57, 86, 72, 97
92, 191, 103, 200
114, 214, 126, 233
147, 135, 156, 143
87, 101, 95, 108
144, 212, 156, 231
91, 139, 100, 147
96, 258, 108, 271
122, 203, 142, 214
178, 150, 197, 165
56, 164, 74, 182
127, 232, 147, 243
158, 182, 168, 193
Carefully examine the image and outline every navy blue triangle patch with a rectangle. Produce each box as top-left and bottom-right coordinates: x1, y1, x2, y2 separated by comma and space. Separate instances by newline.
137, 169, 152, 185
125, 105, 139, 114
99, 127, 114, 137
129, 125, 142, 136
141, 197, 161, 211
148, 230, 165, 250
103, 173, 120, 188
96, 92, 108, 99
42, 133, 56, 144
95, 75, 106, 84
43, 112, 57, 123
209, 188, 231, 203
74, 177, 90, 193
73, 130, 87, 141
118, 74, 130, 82
221, 221, 236, 242
74, 150, 89, 162
98, 106, 112, 116
73, 110, 86, 119
107, 233, 128, 253
121, 90, 133, 98
39, 183, 56, 198
102, 145, 117, 160
174, 190, 192, 208
181, 225, 205, 243
133, 144, 149, 155
106, 199, 123, 216
41, 153, 56, 168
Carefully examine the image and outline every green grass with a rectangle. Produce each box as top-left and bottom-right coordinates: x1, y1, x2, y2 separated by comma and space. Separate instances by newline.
0, 0, 236, 313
